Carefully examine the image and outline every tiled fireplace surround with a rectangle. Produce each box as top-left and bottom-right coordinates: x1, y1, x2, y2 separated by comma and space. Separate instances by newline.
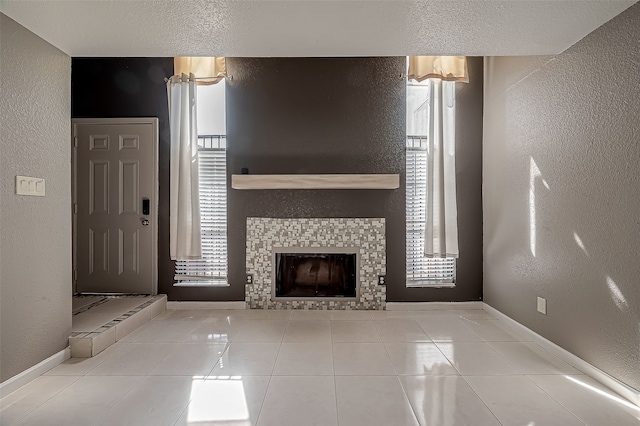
246, 218, 386, 310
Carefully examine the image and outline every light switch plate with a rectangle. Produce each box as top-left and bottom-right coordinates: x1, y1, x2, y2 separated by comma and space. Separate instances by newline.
537, 296, 547, 315
16, 176, 45, 196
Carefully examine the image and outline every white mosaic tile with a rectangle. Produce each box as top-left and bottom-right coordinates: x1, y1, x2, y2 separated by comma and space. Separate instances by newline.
246, 218, 386, 310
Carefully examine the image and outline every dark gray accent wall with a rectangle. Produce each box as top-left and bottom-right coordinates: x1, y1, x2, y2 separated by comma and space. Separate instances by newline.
71, 57, 177, 297
483, 4, 640, 390
398, 56, 484, 302
226, 57, 483, 302
225, 57, 406, 302
71, 56, 483, 303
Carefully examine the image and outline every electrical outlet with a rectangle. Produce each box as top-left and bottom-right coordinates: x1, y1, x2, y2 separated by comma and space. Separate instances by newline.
537, 297, 547, 315
246, 274, 253, 284
378, 275, 386, 285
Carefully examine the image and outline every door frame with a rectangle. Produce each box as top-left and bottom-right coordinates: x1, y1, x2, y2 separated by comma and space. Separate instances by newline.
72, 117, 159, 295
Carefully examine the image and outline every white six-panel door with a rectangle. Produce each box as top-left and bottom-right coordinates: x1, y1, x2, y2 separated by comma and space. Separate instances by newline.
73, 118, 158, 294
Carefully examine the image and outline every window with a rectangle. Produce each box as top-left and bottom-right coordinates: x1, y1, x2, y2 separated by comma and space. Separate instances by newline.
174, 83, 228, 286
406, 79, 456, 286
174, 135, 227, 285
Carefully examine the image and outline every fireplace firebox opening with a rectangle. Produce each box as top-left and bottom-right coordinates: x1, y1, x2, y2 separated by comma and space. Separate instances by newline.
273, 249, 359, 300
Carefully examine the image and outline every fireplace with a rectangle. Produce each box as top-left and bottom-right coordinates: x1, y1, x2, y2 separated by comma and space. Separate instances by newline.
246, 217, 386, 310
274, 250, 358, 300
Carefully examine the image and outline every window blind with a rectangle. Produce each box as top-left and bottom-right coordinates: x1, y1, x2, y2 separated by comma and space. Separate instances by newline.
174, 135, 227, 285
406, 136, 455, 285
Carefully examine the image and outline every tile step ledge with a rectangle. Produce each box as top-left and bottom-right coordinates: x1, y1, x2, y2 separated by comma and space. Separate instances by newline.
69, 295, 167, 358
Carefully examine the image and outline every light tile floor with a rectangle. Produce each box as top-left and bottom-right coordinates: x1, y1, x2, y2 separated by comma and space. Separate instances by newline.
1, 309, 639, 426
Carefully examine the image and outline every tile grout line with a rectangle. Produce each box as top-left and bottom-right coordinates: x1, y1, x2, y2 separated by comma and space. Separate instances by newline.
459, 374, 507, 426
23, 303, 157, 424
252, 317, 285, 426
521, 373, 589, 426
0, 375, 82, 425
330, 318, 339, 426
452, 316, 485, 341
376, 321, 422, 426
483, 341, 577, 376
94, 312, 222, 426
89, 312, 187, 425
72, 297, 108, 315
172, 396, 192, 426
88, 375, 146, 426
430, 340, 464, 376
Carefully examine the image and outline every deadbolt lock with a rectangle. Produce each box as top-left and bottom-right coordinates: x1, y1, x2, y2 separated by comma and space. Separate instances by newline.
141, 219, 150, 226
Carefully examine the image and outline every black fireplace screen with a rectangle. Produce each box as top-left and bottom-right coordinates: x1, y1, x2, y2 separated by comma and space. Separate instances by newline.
275, 253, 357, 298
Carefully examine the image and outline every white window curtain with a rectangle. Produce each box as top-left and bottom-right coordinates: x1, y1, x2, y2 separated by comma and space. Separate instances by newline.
174, 57, 226, 86
407, 56, 468, 83
167, 73, 202, 260
424, 79, 459, 258
408, 55, 466, 258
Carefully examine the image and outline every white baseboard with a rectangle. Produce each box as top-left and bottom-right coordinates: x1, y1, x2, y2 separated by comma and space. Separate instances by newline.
0, 347, 71, 398
483, 303, 640, 407
166, 301, 246, 310
386, 301, 483, 311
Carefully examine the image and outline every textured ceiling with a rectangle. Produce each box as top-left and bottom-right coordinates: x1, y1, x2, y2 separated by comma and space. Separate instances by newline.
0, 1, 636, 57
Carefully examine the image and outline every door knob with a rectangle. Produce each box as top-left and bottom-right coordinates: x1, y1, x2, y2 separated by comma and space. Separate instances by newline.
141, 219, 150, 226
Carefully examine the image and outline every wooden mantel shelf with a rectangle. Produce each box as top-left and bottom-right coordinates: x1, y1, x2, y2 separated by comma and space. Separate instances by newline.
231, 174, 400, 190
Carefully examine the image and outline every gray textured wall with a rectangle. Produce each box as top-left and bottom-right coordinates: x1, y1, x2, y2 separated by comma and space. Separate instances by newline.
0, 14, 72, 382
483, 3, 640, 390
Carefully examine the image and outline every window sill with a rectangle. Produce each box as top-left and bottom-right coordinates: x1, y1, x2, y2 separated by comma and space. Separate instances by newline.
173, 281, 230, 287
406, 282, 456, 288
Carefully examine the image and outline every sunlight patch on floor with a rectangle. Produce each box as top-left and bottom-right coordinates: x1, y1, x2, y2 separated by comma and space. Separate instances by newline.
187, 376, 251, 424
